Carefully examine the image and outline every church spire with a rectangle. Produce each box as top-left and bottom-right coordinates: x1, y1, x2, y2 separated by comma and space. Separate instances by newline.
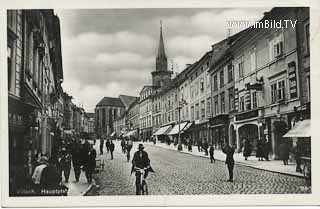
156, 20, 167, 71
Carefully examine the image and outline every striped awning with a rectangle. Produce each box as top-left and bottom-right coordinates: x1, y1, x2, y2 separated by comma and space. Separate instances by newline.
167, 122, 188, 135
283, 119, 310, 138
153, 125, 172, 136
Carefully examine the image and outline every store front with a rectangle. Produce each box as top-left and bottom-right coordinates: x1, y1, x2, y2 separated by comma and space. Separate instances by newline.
189, 121, 210, 146
232, 108, 263, 152
209, 114, 229, 149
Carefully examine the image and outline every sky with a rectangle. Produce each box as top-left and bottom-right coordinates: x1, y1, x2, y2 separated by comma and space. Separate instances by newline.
56, 8, 270, 113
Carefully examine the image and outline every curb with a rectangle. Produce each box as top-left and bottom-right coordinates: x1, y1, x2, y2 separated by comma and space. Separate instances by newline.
146, 143, 305, 179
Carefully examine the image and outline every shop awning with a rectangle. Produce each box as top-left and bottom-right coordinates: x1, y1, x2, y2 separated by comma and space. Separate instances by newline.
110, 132, 115, 137
124, 129, 138, 137
283, 119, 311, 138
153, 125, 172, 136
167, 122, 188, 135
180, 122, 193, 133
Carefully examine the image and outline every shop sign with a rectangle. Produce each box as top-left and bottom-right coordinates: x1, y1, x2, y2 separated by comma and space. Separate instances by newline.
209, 115, 229, 126
235, 109, 259, 121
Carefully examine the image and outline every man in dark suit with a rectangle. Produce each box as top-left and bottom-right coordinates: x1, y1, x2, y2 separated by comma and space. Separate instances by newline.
222, 143, 235, 182
131, 144, 153, 195
109, 141, 115, 160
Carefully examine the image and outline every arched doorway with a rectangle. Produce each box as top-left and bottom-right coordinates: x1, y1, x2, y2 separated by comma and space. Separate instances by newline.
238, 124, 259, 151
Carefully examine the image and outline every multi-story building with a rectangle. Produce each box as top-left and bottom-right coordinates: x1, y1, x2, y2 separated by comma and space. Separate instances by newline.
8, 9, 64, 192
226, 8, 308, 158
139, 86, 154, 141
187, 51, 213, 145
95, 95, 137, 138
125, 98, 140, 140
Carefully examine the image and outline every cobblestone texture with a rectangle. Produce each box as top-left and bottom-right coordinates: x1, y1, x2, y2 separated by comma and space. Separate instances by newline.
87, 141, 310, 196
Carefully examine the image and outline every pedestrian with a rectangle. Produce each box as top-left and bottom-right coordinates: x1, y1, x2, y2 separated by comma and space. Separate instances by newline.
99, 138, 104, 155
40, 157, 62, 189
256, 140, 264, 161
263, 140, 271, 161
222, 144, 235, 182
279, 141, 290, 165
109, 140, 115, 160
105, 139, 110, 153
121, 139, 126, 154
188, 139, 193, 152
243, 139, 252, 160
31, 156, 48, 194
60, 147, 72, 183
209, 144, 216, 163
197, 140, 202, 152
293, 141, 303, 172
71, 139, 82, 182
203, 140, 209, 156
84, 144, 96, 184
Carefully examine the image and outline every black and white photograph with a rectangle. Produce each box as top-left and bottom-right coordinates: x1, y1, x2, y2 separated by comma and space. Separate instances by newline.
2, 0, 320, 207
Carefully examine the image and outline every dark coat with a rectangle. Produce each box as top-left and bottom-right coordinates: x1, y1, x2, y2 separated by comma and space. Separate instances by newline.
222, 145, 235, 165
279, 143, 290, 160
40, 164, 62, 188
85, 149, 96, 171
209, 146, 214, 155
243, 140, 252, 157
109, 143, 115, 152
256, 141, 264, 158
131, 150, 154, 175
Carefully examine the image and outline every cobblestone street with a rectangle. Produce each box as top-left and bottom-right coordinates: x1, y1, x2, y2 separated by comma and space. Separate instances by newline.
87, 141, 310, 196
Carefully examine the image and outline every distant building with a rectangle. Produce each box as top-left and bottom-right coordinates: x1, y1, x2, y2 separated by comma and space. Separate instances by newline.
95, 95, 137, 137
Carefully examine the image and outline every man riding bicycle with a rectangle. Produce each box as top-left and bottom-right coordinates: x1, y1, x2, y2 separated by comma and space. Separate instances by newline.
131, 144, 154, 195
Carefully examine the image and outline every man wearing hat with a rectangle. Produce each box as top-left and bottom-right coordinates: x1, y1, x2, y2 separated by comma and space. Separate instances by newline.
131, 144, 154, 195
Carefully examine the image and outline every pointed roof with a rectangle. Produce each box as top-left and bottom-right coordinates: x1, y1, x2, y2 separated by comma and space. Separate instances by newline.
96, 97, 125, 107
119, 95, 139, 110
157, 21, 166, 60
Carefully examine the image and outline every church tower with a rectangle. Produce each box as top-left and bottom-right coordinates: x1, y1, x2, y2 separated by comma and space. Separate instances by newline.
152, 21, 172, 87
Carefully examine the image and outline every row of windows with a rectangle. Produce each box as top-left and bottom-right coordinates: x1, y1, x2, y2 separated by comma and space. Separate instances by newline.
213, 64, 234, 91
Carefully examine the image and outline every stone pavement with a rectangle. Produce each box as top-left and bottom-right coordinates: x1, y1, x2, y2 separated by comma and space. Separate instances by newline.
61, 164, 94, 196
146, 141, 305, 178
87, 140, 309, 195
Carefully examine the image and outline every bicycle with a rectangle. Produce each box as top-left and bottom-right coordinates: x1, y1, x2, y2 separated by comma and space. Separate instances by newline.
134, 167, 149, 195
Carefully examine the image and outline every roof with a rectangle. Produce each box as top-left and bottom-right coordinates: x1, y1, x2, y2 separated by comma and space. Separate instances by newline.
96, 97, 125, 107
86, 112, 95, 118
119, 95, 139, 109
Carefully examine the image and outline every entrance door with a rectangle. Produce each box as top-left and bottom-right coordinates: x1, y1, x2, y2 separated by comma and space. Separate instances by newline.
238, 124, 259, 151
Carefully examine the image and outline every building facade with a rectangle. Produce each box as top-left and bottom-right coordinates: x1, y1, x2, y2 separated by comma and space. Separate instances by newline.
8, 10, 64, 194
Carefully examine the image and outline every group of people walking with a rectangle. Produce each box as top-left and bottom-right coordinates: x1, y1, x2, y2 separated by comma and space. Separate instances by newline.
99, 138, 115, 159
242, 139, 271, 161
31, 138, 98, 193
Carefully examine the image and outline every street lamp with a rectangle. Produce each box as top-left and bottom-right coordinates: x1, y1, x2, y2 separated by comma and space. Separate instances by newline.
177, 98, 188, 151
